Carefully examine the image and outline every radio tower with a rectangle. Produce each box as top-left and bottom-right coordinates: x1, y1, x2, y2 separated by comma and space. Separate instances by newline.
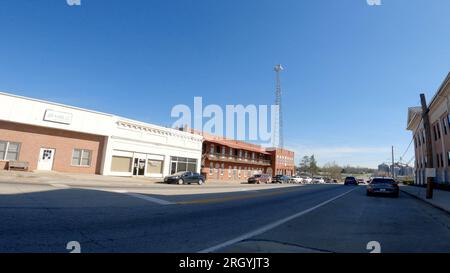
274, 64, 284, 148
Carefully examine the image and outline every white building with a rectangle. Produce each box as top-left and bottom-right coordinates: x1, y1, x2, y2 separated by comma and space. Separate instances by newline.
0, 91, 203, 178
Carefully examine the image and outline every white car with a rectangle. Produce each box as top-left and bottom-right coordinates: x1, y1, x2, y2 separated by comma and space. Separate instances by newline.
289, 176, 303, 183
312, 177, 325, 184
301, 177, 313, 184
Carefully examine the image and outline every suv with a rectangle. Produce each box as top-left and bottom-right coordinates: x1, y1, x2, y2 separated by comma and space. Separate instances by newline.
344, 176, 358, 186
272, 175, 290, 184
248, 174, 272, 184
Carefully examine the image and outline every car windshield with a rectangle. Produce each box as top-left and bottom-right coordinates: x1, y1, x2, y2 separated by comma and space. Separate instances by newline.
172, 172, 187, 176
254, 175, 261, 178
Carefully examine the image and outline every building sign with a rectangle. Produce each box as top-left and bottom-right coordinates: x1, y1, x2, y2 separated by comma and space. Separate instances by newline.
43, 110, 73, 125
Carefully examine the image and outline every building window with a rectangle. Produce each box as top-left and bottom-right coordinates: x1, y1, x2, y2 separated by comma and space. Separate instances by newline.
111, 156, 132, 172
147, 160, 163, 174
448, 152, 450, 166
209, 162, 213, 175
171, 157, 198, 173
210, 144, 215, 154
433, 125, 437, 141
72, 149, 92, 166
221, 163, 224, 175
441, 153, 444, 168
0, 141, 21, 161
229, 148, 233, 157
437, 123, 442, 139
443, 117, 448, 135
222, 146, 226, 155
228, 166, 232, 177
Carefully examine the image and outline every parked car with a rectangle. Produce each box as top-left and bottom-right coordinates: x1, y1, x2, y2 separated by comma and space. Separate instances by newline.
272, 175, 290, 184
357, 178, 366, 185
164, 171, 205, 185
301, 176, 313, 184
248, 174, 272, 184
344, 176, 358, 186
366, 177, 399, 197
289, 176, 303, 184
312, 177, 325, 184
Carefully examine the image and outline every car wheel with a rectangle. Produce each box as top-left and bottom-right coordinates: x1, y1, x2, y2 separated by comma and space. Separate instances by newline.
198, 179, 204, 185
366, 191, 371, 196
178, 179, 184, 185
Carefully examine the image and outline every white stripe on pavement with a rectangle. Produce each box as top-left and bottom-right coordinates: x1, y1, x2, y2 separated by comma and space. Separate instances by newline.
198, 187, 359, 253
115, 191, 174, 205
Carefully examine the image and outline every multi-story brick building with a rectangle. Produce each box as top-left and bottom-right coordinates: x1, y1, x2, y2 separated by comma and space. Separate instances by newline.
193, 131, 295, 181
407, 72, 450, 185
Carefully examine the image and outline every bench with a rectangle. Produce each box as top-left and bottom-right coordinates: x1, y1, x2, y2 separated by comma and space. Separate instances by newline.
8, 161, 29, 171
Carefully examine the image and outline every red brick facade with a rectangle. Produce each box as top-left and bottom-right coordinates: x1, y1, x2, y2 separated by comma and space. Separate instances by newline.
0, 120, 106, 174
198, 132, 295, 181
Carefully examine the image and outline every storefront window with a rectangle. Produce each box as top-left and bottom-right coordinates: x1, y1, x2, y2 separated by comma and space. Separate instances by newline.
146, 160, 163, 174
170, 157, 197, 173
111, 156, 132, 172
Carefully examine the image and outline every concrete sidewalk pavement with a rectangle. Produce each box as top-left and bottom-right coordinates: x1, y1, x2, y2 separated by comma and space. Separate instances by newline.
400, 184, 450, 213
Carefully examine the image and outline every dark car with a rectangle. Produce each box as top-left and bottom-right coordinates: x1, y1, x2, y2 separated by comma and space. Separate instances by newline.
344, 176, 358, 186
164, 171, 205, 185
366, 177, 399, 197
248, 174, 272, 184
272, 175, 290, 184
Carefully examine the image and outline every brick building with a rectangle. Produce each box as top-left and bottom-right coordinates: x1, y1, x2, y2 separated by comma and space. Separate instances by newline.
194, 131, 295, 181
407, 72, 450, 185
0, 92, 203, 177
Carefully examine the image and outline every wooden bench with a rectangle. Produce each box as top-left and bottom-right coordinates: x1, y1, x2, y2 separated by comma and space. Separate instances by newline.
8, 161, 29, 171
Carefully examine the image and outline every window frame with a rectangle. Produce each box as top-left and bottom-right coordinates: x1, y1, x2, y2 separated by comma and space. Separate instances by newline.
71, 149, 92, 167
0, 140, 21, 161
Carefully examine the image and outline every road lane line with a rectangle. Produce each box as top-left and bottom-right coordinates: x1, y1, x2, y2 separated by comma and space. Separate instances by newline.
115, 191, 174, 205
197, 187, 359, 253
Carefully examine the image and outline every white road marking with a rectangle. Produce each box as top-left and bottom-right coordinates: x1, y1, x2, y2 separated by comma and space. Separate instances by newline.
50, 183, 70, 189
115, 190, 174, 205
198, 187, 359, 253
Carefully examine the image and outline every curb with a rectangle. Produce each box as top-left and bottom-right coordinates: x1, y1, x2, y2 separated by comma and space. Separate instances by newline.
400, 189, 450, 214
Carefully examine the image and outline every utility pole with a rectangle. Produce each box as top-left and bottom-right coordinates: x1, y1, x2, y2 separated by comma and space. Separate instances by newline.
420, 93, 434, 199
391, 146, 395, 178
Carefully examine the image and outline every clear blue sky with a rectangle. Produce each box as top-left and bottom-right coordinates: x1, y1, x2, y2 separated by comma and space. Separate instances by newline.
1, 0, 449, 168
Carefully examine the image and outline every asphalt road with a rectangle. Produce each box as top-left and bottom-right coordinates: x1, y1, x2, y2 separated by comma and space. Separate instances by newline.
0, 182, 450, 253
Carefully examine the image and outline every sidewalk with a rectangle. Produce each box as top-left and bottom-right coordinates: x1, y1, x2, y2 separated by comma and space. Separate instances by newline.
400, 185, 450, 213
0, 170, 249, 187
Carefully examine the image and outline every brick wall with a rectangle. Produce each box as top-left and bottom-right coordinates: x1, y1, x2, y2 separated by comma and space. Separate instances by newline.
0, 120, 106, 174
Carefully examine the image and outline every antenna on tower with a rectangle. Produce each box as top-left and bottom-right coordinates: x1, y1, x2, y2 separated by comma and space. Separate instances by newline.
273, 64, 284, 148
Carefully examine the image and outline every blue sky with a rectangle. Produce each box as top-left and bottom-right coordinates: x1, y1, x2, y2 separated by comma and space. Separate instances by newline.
1, 0, 449, 168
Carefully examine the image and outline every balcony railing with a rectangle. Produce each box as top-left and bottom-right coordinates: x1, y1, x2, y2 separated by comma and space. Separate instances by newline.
206, 152, 271, 166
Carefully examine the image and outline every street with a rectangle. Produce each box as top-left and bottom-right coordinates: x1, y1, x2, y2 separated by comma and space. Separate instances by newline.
1, 182, 449, 253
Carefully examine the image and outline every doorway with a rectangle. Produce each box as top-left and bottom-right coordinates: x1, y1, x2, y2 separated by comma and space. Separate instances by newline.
133, 158, 146, 176
37, 148, 55, 171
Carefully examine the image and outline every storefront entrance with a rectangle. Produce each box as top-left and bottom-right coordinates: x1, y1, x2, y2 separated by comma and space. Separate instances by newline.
132, 158, 146, 176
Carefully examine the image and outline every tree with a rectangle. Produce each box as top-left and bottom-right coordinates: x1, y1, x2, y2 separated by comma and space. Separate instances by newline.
298, 156, 310, 174
309, 155, 319, 176
322, 162, 342, 180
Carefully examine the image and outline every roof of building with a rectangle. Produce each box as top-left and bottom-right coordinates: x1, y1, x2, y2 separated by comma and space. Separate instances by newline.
406, 72, 450, 131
